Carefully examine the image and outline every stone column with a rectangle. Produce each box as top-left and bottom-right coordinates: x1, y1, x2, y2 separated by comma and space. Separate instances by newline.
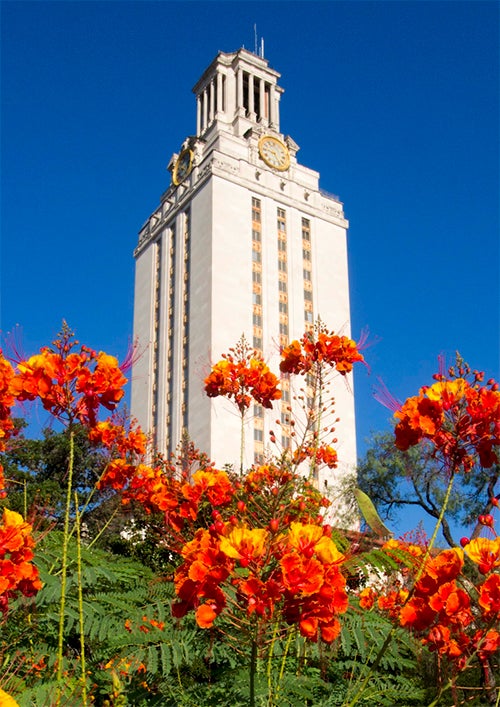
259, 78, 266, 124
202, 88, 208, 132
209, 79, 215, 123
217, 72, 223, 114
196, 95, 201, 136
237, 68, 244, 112
248, 73, 255, 118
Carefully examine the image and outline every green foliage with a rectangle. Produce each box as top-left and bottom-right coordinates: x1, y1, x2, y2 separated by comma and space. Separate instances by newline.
357, 432, 499, 546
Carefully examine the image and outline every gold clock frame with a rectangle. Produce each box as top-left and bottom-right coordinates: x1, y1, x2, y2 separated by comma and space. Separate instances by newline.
258, 135, 290, 171
173, 148, 194, 186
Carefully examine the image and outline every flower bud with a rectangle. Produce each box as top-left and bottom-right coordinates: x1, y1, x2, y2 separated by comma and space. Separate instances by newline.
269, 518, 279, 533
459, 537, 470, 547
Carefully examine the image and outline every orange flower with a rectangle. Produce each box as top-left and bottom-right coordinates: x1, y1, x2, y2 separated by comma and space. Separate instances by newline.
359, 586, 376, 610
464, 537, 500, 575
478, 574, 500, 618
377, 589, 409, 619
415, 548, 463, 596
280, 553, 324, 596
10, 330, 128, 427
320, 618, 341, 643
394, 367, 500, 470
219, 526, 268, 567
428, 581, 472, 627
0, 508, 42, 614
205, 339, 281, 413
280, 328, 364, 376
286, 522, 344, 564
399, 596, 436, 631
189, 469, 234, 507
195, 602, 218, 628
89, 420, 147, 457
293, 445, 338, 470
423, 624, 463, 658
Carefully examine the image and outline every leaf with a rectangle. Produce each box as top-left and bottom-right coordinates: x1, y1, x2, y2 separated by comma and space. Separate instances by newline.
354, 488, 393, 538
160, 641, 172, 675
147, 644, 159, 675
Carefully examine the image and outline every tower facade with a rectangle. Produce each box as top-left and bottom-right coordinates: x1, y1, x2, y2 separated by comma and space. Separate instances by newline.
132, 49, 357, 494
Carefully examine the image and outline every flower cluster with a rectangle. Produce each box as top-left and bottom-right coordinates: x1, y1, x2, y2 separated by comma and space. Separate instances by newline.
204, 338, 281, 414
363, 533, 500, 671
0, 352, 17, 496
0, 328, 139, 616
394, 368, 500, 471
280, 327, 364, 376
293, 444, 338, 469
0, 508, 42, 615
164, 462, 347, 643
173, 518, 348, 643
10, 331, 127, 427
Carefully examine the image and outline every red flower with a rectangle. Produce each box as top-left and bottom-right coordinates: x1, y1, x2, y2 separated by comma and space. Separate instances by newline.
0, 508, 42, 614
10, 329, 128, 427
478, 574, 500, 618
280, 327, 364, 377
394, 369, 500, 471
205, 338, 281, 413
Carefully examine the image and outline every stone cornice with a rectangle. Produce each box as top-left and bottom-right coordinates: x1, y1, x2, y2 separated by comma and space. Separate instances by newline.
135, 149, 347, 257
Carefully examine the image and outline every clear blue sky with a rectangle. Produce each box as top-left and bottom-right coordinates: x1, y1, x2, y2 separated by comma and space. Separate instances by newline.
2, 2, 499, 532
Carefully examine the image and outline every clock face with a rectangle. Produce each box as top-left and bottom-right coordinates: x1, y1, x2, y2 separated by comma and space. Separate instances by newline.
258, 136, 290, 171
173, 148, 193, 185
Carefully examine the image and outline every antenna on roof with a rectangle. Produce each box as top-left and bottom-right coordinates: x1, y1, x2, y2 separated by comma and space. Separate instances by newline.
254, 24, 258, 54
261, 38, 265, 58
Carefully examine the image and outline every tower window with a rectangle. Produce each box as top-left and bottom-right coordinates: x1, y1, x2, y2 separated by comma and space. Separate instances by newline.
277, 208, 286, 231
302, 218, 311, 241
252, 198, 261, 223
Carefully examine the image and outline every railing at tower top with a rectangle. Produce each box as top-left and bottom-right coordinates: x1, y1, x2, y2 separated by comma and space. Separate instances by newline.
319, 188, 343, 205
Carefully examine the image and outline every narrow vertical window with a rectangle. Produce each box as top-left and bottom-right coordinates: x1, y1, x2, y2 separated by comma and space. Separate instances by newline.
277, 207, 290, 451
252, 197, 264, 463
182, 211, 191, 432
152, 238, 162, 446
167, 223, 176, 455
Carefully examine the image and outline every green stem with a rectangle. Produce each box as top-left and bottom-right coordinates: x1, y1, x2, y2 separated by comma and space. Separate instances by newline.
416, 471, 456, 583
240, 409, 245, 475
266, 622, 279, 704
74, 493, 88, 705
56, 426, 75, 702
310, 364, 323, 484
249, 636, 257, 707
86, 507, 119, 550
275, 628, 294, 706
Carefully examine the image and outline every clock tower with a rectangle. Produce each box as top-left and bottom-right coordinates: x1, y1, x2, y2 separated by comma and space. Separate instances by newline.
132, 48, 357, 505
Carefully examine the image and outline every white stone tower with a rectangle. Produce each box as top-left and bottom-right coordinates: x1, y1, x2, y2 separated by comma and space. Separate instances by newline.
132, 48, 357, 493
